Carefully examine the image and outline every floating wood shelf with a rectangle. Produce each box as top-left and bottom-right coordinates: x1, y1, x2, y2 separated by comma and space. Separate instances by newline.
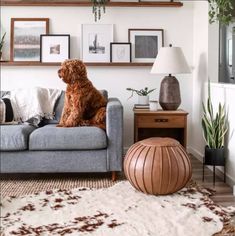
0, 61, 153, 67
0, 1, 183, 7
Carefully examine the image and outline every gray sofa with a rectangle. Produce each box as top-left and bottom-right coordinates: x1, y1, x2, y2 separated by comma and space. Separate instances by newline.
0, 90, 123, 180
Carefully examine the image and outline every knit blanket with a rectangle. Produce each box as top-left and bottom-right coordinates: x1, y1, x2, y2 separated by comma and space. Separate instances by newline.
9, 87, 61, 126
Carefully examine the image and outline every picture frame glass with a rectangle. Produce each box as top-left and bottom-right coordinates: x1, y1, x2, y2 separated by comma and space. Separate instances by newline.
82, 24, 113, 62
129, 29, 164, 62
111, 43, 131, 63
41, 35, 70, 63
11, 19, 49, 61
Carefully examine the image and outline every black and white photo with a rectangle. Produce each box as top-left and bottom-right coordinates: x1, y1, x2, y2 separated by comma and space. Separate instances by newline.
82, 24, 113, 62
89, 34, 105, 54
128, 29, 164, 62
40, 34, 70, 63
50, 44, 60, 55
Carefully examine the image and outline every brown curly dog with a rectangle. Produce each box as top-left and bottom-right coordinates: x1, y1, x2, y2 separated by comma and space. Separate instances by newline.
57, 59, 107, 129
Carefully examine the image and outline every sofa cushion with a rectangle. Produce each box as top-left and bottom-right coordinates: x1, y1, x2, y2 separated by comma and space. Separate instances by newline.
29, 124, 107, 150
0, 124, 36, 151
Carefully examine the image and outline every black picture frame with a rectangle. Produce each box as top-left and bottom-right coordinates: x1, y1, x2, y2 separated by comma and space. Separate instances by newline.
40, 34, 70, 63
110, 42, 132, 63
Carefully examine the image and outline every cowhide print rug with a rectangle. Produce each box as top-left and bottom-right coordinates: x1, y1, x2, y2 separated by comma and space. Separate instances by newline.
1, 181, 235, 236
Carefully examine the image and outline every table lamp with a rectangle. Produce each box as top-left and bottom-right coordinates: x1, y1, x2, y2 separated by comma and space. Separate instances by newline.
151, 44, 190, 110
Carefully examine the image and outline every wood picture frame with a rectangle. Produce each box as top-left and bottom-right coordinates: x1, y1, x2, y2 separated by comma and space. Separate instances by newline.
110, 42, 131, 62
40, 34, 70, 63
128, 28, 164, 62
10, 18, 49, 62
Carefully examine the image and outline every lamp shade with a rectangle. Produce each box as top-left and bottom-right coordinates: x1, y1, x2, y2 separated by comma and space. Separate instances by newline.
151, 46, 190, 74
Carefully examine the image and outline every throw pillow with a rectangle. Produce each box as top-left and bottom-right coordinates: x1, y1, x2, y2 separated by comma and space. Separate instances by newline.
0, 98, 14, 124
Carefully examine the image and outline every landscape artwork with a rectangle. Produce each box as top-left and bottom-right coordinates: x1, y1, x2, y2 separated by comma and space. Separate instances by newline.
50, 44, 60, 55
12, 19, 48, 61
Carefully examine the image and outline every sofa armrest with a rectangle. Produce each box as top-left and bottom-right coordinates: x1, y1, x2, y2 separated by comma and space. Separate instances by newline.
106, 97, 123, 171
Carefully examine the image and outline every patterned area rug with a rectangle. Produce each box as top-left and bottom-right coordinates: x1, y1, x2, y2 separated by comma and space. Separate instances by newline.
1, 181, 235, 236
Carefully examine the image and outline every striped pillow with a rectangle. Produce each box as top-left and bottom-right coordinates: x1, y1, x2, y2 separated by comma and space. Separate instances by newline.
0, 98, 14, 124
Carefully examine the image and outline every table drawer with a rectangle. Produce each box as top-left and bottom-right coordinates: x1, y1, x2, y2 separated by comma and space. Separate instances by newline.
136, 115, 185, 128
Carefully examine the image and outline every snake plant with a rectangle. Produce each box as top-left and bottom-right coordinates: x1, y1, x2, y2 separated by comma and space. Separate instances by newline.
208, 0, 234, 25
92, 0, 107, 21
202, 81, 228, 149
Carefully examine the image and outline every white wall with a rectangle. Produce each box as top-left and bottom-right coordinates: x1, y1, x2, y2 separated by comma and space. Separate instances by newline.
208, 83, 235, 187
189, 1, 208, 158
208, 22, 220, 83
1, 4, 194, 150
189, 3, 235, 186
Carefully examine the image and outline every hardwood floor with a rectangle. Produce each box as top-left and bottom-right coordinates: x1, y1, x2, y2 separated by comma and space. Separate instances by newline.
190, 155, 235, 207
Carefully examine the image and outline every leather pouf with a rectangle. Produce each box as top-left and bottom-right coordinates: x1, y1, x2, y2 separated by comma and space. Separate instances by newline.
124, 137, 192, 195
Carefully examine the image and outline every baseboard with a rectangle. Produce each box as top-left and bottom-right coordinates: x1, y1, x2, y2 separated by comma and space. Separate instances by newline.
188, 146, 235, 188
188, 146, 203, 162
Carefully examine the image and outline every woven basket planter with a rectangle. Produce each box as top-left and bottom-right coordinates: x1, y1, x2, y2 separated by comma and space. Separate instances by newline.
124, 137, 192, 195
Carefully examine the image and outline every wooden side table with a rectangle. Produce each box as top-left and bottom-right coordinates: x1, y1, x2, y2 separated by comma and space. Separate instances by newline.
133, 109, 188, 148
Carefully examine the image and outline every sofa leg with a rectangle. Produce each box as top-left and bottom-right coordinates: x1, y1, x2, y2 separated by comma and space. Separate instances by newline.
111, 171, 117, 181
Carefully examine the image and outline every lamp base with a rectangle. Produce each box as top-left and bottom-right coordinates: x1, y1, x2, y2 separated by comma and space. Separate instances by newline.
159, 75, 181, 110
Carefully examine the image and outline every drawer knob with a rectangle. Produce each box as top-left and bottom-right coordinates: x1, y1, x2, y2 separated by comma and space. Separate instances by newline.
155, 118, 168, 123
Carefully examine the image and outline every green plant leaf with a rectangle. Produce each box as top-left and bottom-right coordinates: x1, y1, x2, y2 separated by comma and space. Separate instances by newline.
126, 87, 156, 97
201, 81, 228, 148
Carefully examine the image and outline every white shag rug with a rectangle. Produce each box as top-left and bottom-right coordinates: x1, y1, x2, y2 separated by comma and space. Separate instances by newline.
1, 181, 234, 236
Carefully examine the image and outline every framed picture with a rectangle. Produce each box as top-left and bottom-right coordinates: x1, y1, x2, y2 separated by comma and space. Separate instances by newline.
10, 18, 49, 61
82, 24, 113, 62
128, 29, 164, 62
40, 35, 70, 63
110, 43, 131, 63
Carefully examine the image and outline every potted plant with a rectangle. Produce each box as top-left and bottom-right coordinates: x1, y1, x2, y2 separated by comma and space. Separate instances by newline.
202, 81, 228, 166
208, 0, 234, 25
0, 32, 6, 60
91, 0, 107, 21
126, 87, 156, 105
